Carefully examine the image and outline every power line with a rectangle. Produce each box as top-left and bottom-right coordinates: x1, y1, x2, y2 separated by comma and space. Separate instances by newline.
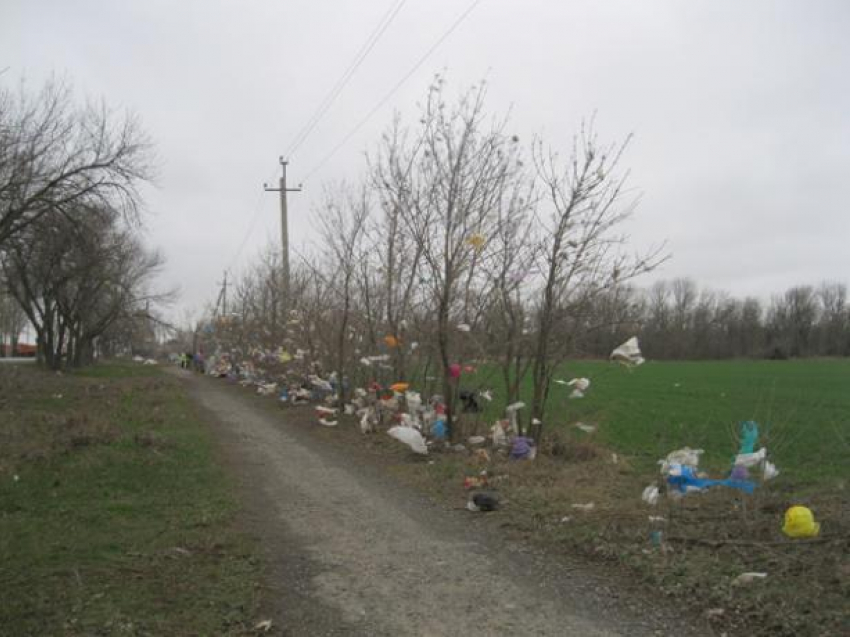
284, 0, 408, 160
301, 0, 482, 184
223, 1, 409, 284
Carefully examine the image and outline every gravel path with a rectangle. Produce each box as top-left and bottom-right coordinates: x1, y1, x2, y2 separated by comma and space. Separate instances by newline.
175, 371, 705, 636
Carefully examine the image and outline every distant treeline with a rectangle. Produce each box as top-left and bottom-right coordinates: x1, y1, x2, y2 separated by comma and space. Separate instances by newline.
578, 279, 849, 360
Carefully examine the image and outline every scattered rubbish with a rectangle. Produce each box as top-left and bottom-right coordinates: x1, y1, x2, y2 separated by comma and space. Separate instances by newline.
254, 619, 273, 632
667, 463, 755, 495
738, 420, 759, 454
448, 363, 462, 378
451, 443, 467, 453
387, 426, 428, 454
571, 502, 595, 512
389, 382, 410, 393
315, 406, 337, 417
642, 485, 660, 506
611, 453, 619, 464
431, 419, 447, 440
318, 418, 338, 427
472, 448, 491, 464
734, 447, 767, 468
491, 420, 510, 447
463, 474, 488, 489
459, 390, 481, 413
732, 572, 767, 586
384, 335, 400, 348
509, 436, 536, 460
505, 401, 525, 434
610, 336, 645, 367
467, 435, 486, 446
659, 447, 704, 475
480, 389, 493, 402
467, 492, 500, 512
705, 608, 725, 620
560, 516, 573, 523
574, 422, 596, 434
648, 516, 666, 523
731, 464, 751, 481
567, 377, 591, 399
763, 461, 780, 480
360, 410, 376, 434
457, 323, 471, 332
649, 530, 663, 547
782, 506, 820, 538
13, 475, 19, 483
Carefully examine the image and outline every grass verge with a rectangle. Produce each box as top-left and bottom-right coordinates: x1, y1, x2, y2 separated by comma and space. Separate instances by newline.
0, 361, 260, 636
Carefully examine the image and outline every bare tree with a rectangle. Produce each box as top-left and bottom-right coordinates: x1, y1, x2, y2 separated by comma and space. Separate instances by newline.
316, 182, 370, 405
529, 123, 666, 432
2, 205, 165, 369
374, 78, 524, 435
0, 76, 153, 248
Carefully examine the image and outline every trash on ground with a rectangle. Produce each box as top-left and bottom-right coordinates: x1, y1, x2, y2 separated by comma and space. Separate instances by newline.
763, 461, 780, 480
666, 463, 755, 495
467, 492, 500, 512
642, 485, 660, 506
571, 502, 595, 512
387, 426, 428, 454
472, 448, 491, 464
738, 420, 759, 454
659, 447, 704, 475
734, 447, 767, 468
732, 572, 768, 586
574, 422, 596, 434
509, 436, 536, 460
463, 473, 488, 489
782, 506, 820, 538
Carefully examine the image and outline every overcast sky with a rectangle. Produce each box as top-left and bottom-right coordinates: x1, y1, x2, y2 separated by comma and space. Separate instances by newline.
3, 0, 849, 321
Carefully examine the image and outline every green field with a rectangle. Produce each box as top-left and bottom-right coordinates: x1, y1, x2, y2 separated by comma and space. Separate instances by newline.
473, 358, 850, 486
0, 363, 259, 635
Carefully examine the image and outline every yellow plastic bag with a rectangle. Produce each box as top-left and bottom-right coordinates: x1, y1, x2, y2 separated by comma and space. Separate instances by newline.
782, 506, 820, 538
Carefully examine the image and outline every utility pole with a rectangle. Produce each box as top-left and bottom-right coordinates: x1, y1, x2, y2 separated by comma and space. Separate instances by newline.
264, 157, 302, 303
220, 270, 228, 316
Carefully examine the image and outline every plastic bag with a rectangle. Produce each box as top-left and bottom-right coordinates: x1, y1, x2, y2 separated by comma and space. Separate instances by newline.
610, 337, 645, 366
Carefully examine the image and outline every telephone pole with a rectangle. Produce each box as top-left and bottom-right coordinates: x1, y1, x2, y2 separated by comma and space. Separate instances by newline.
264, 157, 302, 302
220, 270, 228, 316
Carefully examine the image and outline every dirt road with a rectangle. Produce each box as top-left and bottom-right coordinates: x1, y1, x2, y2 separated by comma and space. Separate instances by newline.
176, 371, 704, 636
